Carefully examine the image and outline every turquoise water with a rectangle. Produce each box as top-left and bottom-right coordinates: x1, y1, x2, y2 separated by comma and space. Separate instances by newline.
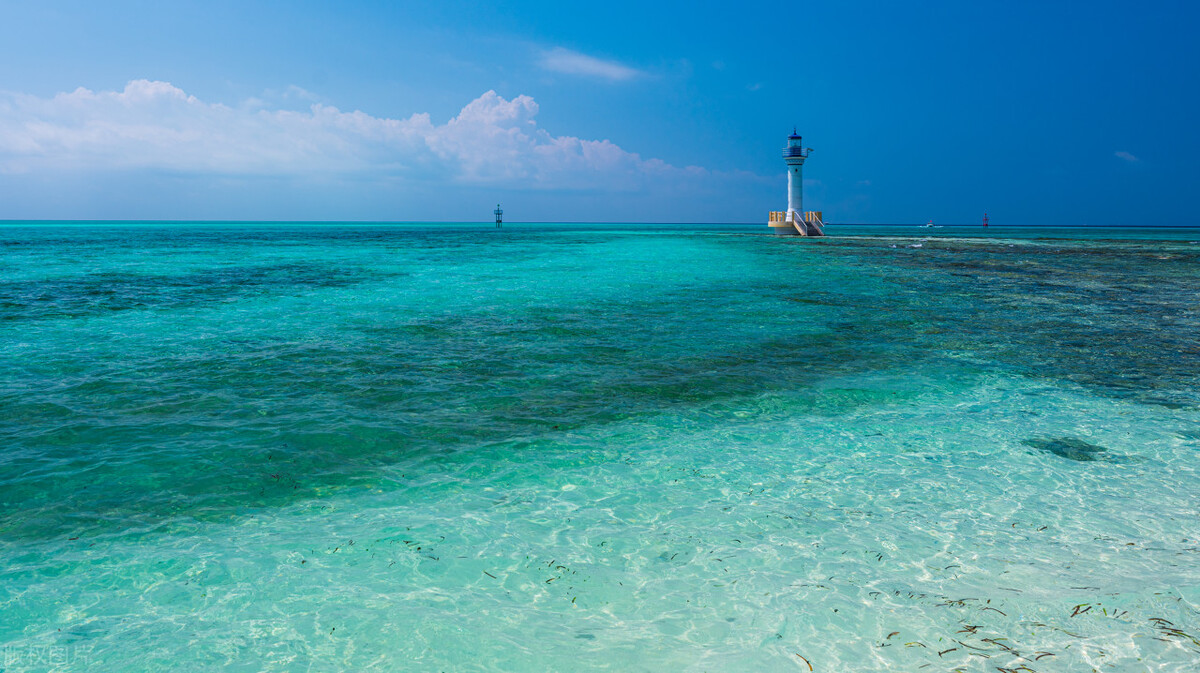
1, 223, 1199, 671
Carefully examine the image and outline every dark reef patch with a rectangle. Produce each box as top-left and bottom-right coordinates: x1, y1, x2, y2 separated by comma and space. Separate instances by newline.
1023, 437, 1112, 462
0, 262, 384, 322
811, 236, 1200, 410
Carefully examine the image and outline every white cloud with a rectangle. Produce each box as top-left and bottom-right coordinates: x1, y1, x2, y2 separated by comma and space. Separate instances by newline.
538, 47, 643, 82
1114, 150, 1140, 163
282, 85, 319, 101
0, 80, 727, 192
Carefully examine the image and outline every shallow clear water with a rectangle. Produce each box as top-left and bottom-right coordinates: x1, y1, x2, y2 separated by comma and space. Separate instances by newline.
1, 223, 1198, 671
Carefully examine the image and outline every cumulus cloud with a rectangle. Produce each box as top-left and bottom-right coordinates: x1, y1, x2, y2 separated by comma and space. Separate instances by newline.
0, 80, 716, 192
1114, 150, 1140, 163
538, 47, 643, 81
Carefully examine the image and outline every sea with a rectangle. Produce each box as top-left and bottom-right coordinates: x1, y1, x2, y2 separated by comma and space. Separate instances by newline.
1, 222, 1198, 672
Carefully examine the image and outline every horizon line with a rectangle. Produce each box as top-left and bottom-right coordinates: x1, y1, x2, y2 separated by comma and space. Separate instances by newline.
1, 220, 1193, 228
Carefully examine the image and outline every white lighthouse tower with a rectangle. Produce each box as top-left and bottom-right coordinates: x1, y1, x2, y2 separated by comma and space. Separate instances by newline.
768, 130, 824, 236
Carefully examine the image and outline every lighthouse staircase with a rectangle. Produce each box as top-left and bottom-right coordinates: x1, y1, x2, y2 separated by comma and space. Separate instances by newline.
769, 211, 825, 236
802, 211, 825, 236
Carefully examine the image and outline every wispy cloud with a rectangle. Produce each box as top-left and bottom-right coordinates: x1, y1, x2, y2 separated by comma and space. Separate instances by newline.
1114, 150, 1140, 163
0, 80, 746, 194
538, 47, 643, 82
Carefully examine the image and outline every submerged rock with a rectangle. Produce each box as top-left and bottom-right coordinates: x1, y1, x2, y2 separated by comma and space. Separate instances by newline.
1024, 436, 1111, 462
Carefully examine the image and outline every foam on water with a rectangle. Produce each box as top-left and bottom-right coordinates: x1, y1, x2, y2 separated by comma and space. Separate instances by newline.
1, 224, 1198, 671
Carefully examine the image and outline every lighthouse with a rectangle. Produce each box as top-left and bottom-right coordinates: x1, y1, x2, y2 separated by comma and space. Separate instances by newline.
768, 130, 824, 236
494, 203, 503, 228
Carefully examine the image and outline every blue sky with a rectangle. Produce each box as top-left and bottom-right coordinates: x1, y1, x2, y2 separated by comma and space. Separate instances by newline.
1, 0, 1197, 224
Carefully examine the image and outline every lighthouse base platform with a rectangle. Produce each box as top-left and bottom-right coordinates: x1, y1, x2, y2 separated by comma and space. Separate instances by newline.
768, 211, 825, 236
